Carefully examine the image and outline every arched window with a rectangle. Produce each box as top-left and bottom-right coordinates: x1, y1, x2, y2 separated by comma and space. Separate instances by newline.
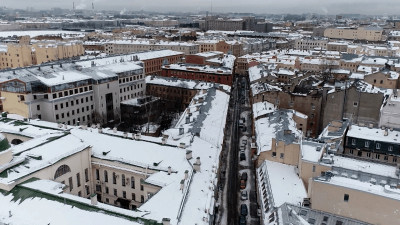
122, 174, 126, 187
54, 165, 71, 179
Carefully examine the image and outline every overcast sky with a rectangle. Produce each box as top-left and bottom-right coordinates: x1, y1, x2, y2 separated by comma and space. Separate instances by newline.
3, 0, 400, 15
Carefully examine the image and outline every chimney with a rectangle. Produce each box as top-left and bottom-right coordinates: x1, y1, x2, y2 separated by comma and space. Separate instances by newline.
184, 170, 189, 179
82, 125, 88, 130
162, 137, 167, 145
194, 157, 201, 172
123, 132, 128, 138
96, 123, 101, 129
168, 166, 171, 175
384, 129, 388, 136
90, 194, 98, 205
186, 150, 192, 160
64, 124, 68, 129
162, 218, 171, 225
179, 126, 184, 135
185, 116, 190, 124
180, 179, 185, 191
58, 123, 63, 128
179, 142, 186, 148
98, 128, 103, 133
113, 127, 117, 133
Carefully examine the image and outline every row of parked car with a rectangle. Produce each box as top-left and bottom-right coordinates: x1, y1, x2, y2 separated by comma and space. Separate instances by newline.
239, 171, 248, 225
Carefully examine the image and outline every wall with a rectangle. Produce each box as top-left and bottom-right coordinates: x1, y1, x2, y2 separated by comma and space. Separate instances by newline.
2, 92, 29, 118
310, 179, 400, 225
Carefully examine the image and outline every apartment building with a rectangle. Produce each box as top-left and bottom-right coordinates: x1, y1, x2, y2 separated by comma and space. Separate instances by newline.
104, 39, 198, 55
0, 61, 145, 125
195, 40, 243, 57
324, 27, 383, 42
294, 38, 328, 51
0, 41, 84, 70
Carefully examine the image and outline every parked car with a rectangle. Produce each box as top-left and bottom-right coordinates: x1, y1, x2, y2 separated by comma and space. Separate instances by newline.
242, 139, 247, 145
240, 152, 246, 161
241, 190, 248, 200
240, 179, 246, 189
239, 215, 246, 225
241, 172, 248, 181
240, 204, 248, 216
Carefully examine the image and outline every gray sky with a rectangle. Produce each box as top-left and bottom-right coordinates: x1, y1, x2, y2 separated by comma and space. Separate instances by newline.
3, 0, 400, 15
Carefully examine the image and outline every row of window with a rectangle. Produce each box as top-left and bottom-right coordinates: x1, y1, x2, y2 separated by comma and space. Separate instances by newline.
95, 169, 144, 190
52, 86, 92, 99
120, 83, 143, 94
96, 185, 145, 203
119, 75, 143, 84
351, 139, 394, 151
55, 106, 93, 120
348, 149, 398, 162
55, 96, 93, 110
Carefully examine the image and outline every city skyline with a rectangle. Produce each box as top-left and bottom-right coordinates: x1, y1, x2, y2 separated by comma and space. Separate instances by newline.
2, 0, 400, 15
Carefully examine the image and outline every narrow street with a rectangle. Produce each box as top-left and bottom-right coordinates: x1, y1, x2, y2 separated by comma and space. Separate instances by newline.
217, 75, 260, 225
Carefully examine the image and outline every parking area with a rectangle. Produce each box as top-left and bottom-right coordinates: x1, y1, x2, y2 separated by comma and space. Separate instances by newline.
237, 108, 260, 225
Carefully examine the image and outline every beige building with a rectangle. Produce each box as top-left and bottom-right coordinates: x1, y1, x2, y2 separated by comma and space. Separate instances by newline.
363, 70, 399, 89
0, 41, 84, 70
309, 175, 400, 225
324, 27, 383, 41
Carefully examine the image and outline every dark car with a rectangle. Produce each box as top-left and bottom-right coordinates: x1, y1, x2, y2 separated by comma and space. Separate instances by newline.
240, 152, 246, 161
239, 215, 246, 225
240, 204, 248, 216
241, 172, 248, 181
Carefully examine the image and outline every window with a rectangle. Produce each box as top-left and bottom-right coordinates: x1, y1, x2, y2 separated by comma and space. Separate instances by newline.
349, 149, 354, 154
85, 168, 89, 182
37, 105, 40, 110
105, 187, 109, 194
96, 184, 101, 192
54, 165, 71, 179
365, 141, 370, 148
351, 139, 356, 145
114, 189, 117, 196
85, 185, 90, 195
122, 174, 126, 187
367, 152, 371, 158
393, 157, 397, 163
56, 114, 59, 120
376, 143, 381, 149
55, 104, 58, 110
384, 155, 388, 161
76, 173, 81, 187
312, 165, 316, 172
69, 177, 73, 191
375, 154, 380, 159
132, 193, 136, 201
140, 185, 144, 191
104, 170, 108, 182
389, 146, 393, 152
96, 169, 100, 180
78, 191, 82, 197
131, 177, 135, 189
344, 194, 349, 202
323, 216, 329, 222
272, 152, 276, 157
280, 153, 284, 159
113, 172, 117, 184
123, 191, 126, 198
141, 195, 144, 203
353, 101, 358, 107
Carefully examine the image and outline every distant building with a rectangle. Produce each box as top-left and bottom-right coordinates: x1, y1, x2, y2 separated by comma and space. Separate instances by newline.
324, 27, 384, 42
